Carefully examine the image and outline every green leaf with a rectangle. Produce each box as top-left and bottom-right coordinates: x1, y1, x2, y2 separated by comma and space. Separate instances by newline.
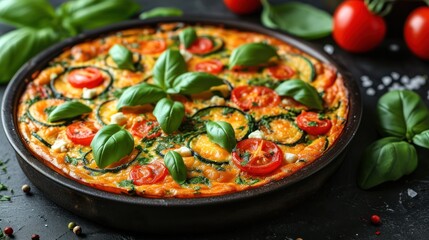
116, 83, 166, 110
57, 0, 140, 31
206, 121, 237, 152
90, 124, 134, 169
139, 7, 183, 19
357, 137, 418, 190
153, 98, 185, 134
261, 0, 332, 39
109, 44, 135, 71
0, 0, 56, 28
229, 43, 278, 69
164, 151, 187, 184
179, 27, 197, 49
376, 90, 429, 140
48, 101, 91, 122
167, 72, 224, 95
413, 129, 429, 149
153, 49, 187, 89
275, 79, 323, 110
0, 28, 61, 83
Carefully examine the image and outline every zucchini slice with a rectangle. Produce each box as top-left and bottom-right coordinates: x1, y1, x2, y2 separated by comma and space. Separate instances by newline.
195, 35, 224, 56
27, 98, 69, 127
258, 115, 305, 146
188, 134, 230, 165
283, 54, 315, 82
51, 66, 113, 100
192, 106, 254, 140
96, 99, 118, 126
82, 147, 142, 173
31, 132, 53, 148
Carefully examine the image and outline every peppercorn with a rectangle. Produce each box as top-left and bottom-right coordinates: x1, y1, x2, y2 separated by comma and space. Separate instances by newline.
370, 214, 381, 225
73, 225, 82, 235
31, 234, 40, 240
3, 226, 13, 236
68, 222, 76, 230
22, 184, 31, 193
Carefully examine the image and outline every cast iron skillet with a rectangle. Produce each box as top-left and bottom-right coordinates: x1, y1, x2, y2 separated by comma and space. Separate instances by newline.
2, 17, 362, 233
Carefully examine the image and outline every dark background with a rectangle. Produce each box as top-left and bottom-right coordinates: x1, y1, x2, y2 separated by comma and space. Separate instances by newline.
1, 0, 429, 239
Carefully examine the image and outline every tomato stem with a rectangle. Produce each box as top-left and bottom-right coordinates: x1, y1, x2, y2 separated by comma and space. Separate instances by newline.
364, 0, 395, 16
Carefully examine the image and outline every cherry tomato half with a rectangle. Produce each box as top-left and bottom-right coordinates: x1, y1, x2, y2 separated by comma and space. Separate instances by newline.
130, 162, 168, 185
231, 86, 280, 111
223, 0, 262, 15
67, 67, 104, 89
296, 111, 332, 136
187, 37, 213, 55
140, 39, 167, 54
404, 7, 429, 60
232, 139, 283, 175
267, 65, 295, 80
66, 121, 98, 146
333, 0, 386, 53
194, 60, 224, 74
131, 120, 162, 139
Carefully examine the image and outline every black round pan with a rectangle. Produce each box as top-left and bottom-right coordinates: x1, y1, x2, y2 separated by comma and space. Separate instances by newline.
2, 17, 362, 233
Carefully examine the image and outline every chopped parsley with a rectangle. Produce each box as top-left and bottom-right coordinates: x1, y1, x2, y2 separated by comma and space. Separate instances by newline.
65, 155, 79, 166
186, 176, 211, 186
308, 121, 318, 127
137, 157, 150, 165
240, 151, 251, 166
235, 175, 260, 185
118, 180, 135, 192
222, 107, 235, 115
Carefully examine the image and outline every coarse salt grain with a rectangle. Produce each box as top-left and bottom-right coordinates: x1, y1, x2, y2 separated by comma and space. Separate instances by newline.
366, 88, 376, 96
362, 80, 372, 87
360, 75, 370, 82
407, 188, 418, 198
401, 75, 410, 84
391, 72, 400, 80
389, 83, 405, 91
377, 84, 384, 90
382, 76, 392, 86
389, 44, 400, 52
323, 44, 334, 55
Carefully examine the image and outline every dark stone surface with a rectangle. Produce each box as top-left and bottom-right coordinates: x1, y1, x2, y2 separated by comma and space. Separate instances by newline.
1, 0, 429, 239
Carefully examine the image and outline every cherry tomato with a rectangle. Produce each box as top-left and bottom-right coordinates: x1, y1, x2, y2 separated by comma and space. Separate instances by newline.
232, 138, 283, 175
67, 67, 104, 89
404, 7, 429, 60
194, 60, 224, 74
296, 112, 332, 135
231, 86, 280, 111
333, 0, 386, 52
267, 65, 295, 80
140, 39, 167, 54
223, 0, 262, 15
187, 37, 213, 55
130, 162, 168, 185
66, 121, 98, 146
131, 120, 161, 139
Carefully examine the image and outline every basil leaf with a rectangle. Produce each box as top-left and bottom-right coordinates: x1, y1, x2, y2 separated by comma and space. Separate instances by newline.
180, 27, 197, 49
0, 0, 55, 29
116, 83, 167, 110
229, 43, 278, 69
90, 124, 134, 169
48, 101, 91, 122
153, 49, 187, 90
167, 72, 224, 95
153, 98, 185, 134
164, 151, 187, 184
377, 90, 429, 140
0, 28, 60, 83
261, 0, 333, 39
412, 130, 429, 149
275, 79, 323, 110
206, 121, 237, 152
109, 44, 135, 71
357, 137, 418, 190
139, 7, 183, 19
57, 0, 140, 31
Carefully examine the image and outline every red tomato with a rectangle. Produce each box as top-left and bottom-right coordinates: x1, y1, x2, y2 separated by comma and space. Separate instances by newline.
66, 121, 98, 146
404, 7, 429, 60
224, 0, 262, 15
140, 39, 167, 54
296, 112, 332, 135
232, 139, 283, 175
267, 65, 295, 80
194, 60, 224, 74
187, 37, 213, 55
130, 162, 168, 185
231, 86, 280, 111
333, 0, 386, 52
131, 120, 161, 139
67, 67, 104, 89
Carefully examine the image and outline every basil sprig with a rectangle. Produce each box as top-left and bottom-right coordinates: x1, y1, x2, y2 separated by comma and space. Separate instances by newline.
153, 98, 185, 134
90, 124, 134, 169
179, 27, 197, 49
153, 49, 187, 90
139, 7, 183, 19
116, 83, 166, 110
109, 44, 135, 71
413, 130, 429, 149
0, 0, 55, 29
48, 101, 92, 122
261, 0, 333, 39
206, 121, 237, 152
275, 79, 323, 110
167, 72, 224, 95
164, 151, 187, 184
229, 43, 278, 69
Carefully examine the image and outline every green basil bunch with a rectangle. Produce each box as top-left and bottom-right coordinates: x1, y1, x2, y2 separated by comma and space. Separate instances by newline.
0, 0, 140, 83
229, 43, 278, 69
48, 101, 92, 122
206, 121, 236, 152
275, 79, 323, 110
358, 90, 429, 189
139, 7, 183, 20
